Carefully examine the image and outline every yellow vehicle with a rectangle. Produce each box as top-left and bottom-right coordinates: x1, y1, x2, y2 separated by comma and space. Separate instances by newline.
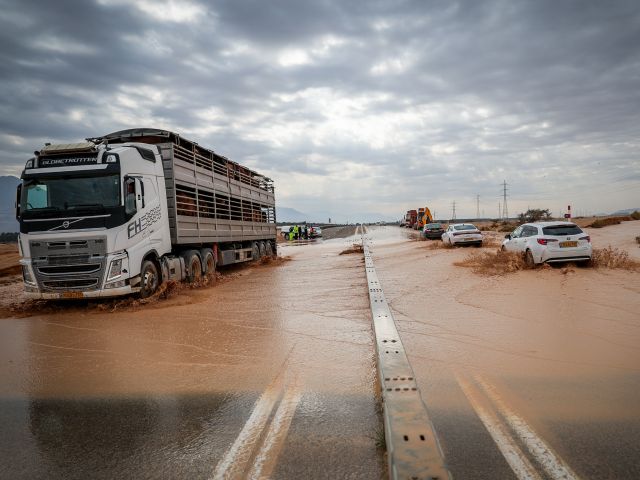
417, 207, 433, 230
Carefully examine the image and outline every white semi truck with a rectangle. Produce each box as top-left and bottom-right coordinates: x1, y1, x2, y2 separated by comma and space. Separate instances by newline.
15, 128, 277, 299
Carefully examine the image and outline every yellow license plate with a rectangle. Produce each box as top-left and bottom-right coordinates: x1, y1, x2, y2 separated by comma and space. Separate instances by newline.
559, 241, 578, 248
61, 291, 84, 299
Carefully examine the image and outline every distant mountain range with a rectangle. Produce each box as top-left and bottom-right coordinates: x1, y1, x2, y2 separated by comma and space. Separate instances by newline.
612, 208, 640, 215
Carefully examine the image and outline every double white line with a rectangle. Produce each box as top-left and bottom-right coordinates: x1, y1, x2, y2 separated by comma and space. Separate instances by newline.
456, 373, 580, 480
212, 375, 301, 480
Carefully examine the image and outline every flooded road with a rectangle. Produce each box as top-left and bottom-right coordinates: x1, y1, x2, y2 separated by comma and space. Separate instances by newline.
0, 234, 385, 479
2, 223, 639, 479
367, 225, 640, 479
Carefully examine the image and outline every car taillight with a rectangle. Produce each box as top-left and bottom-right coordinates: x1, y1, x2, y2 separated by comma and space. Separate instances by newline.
579, 235, 590, 243
536, 238, 558, 245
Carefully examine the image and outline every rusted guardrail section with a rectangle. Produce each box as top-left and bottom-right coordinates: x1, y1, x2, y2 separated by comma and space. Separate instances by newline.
360, 229, 451, 480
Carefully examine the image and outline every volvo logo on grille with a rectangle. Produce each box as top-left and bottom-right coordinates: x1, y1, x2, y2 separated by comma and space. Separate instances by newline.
62, 221, 70, 229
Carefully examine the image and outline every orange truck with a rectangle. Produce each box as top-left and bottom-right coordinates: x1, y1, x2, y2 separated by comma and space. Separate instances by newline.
417, 207, 433, 230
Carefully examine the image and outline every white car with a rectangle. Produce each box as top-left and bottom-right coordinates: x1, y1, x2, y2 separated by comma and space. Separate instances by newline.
501, 222, 592, 266
441, 223, 483, 246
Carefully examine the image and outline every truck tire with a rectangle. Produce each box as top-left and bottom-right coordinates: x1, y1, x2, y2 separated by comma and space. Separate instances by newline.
140, 260, 160, 298
265, 241, 274, 257
201, 248, 216, 281
186, 251, 203, 283
258, 241, 267, 258
251, 242, 261, 261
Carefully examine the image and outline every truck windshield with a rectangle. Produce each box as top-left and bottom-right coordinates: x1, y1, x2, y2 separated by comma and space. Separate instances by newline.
22, 175, 120, 212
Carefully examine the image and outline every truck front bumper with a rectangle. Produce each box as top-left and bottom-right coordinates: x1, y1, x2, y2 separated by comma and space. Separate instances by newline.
23, 285, 139, 300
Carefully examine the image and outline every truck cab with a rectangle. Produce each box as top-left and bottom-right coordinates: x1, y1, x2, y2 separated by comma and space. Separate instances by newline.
17, 141, 171, 299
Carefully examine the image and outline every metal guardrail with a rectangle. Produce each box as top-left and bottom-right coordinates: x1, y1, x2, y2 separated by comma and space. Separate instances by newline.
360, 228, 451, 480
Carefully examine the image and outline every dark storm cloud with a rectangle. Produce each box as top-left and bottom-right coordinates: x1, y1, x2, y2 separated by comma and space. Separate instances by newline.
1, 0, 638, 216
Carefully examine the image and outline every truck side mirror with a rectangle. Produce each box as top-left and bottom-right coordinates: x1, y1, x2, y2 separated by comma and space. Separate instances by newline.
15, 184, 22, 220
124, 178, 137, 217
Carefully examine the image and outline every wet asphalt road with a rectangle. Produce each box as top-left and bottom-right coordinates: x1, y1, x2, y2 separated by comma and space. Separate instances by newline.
0, 234, 385, 480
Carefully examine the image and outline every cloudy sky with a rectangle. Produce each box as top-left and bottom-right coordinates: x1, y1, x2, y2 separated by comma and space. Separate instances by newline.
1, 0, 639, 220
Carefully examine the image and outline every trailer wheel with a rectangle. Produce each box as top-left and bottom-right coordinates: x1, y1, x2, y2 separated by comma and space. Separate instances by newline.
251, 242, 261, 261
186, 252, 203, 283
140, 260, 160, 298
202, 249, 216, 282
258, 241, 267, 258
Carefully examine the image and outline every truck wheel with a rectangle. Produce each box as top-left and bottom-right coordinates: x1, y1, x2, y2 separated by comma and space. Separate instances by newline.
251, 242, 261, 261
258, 241, 267, 258
265, 241, 274, 257
202, 249, 216, 281
140, 260, 159, 298
187, 252, 203, 283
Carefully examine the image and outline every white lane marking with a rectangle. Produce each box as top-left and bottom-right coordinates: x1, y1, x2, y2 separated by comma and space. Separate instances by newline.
247, 388, 302, 480
211, 383, 281, 480
475, 375, 581, 480
456, 374, 543, 480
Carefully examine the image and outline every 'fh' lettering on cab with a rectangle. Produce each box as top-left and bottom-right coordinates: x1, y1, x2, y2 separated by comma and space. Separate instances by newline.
128, 205, 161, 239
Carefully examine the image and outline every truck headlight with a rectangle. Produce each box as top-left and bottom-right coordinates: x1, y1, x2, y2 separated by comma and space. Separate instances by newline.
107, 259, 122, 280
22, 265, 36, 286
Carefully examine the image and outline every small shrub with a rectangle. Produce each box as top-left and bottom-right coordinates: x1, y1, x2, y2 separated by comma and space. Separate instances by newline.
454, 250, 526, 275
631, 211, 640, 220
588, 216, 632, 228
591, 247, 639, 270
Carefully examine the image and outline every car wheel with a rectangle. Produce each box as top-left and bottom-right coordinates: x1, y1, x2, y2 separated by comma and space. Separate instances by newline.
139, 260, 159, 298
524, 249, 535, 268
500, 245, 506, 252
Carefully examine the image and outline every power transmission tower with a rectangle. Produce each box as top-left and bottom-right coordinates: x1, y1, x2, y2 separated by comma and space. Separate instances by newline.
451, 201, 457, 220
502, 180, 509, 220
498, 202, 501, 220
476, 194, 480, 219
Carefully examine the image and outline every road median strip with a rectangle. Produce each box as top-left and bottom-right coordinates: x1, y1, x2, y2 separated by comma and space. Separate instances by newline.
360, 228, 451, 480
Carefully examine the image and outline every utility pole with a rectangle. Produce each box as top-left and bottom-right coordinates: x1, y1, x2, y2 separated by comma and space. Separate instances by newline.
498, 202, 501, 220
451, 201, 457, 221
476, 194, 480, 219
502, 180, 509, 221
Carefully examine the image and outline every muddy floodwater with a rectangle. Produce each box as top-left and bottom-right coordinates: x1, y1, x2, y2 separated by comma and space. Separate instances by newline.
368, 222, 640, 479
1, 221, 639, 479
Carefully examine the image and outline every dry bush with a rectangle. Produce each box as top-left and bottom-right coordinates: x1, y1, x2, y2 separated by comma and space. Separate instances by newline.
591, 246, 640, 270
485, 221, 519, 232
454, 250, 526, 275
630, 211, 640, 220
587, 216, 632, 228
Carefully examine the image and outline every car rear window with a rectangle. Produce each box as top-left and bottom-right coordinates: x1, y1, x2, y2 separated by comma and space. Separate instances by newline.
426, 223, 442, 228
542, 225, 583, 236
454, 225, 477, 231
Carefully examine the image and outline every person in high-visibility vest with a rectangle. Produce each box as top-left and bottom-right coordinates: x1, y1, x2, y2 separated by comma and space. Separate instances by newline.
293, 225, 299, 240
288, 226, 294, 241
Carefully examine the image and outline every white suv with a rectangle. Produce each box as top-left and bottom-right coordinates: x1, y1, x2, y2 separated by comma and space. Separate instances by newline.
501, 222, 592, 266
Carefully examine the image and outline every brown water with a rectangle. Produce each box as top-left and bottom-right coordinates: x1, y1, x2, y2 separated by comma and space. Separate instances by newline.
0, 232, 385, 479
367, 225, 640, 479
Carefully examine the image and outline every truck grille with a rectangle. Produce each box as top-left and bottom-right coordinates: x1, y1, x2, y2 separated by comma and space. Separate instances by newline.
30, 238, 107, 292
